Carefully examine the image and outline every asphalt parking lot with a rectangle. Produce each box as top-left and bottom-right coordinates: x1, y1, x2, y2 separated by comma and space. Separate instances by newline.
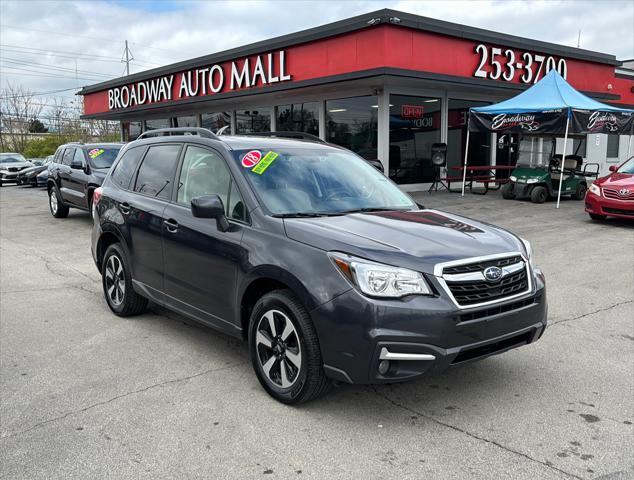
1, 184, 632, 480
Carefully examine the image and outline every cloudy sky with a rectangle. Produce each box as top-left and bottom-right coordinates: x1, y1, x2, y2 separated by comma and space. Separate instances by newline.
1, 0, 633, 109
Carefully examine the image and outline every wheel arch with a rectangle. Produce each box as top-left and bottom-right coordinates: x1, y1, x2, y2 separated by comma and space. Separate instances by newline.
86, 184, 97, 206
95, 227, 129, 274
238, 267, 318, 340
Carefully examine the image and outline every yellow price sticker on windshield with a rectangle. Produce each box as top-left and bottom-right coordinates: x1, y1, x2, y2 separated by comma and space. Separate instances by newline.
252, 151, 278, 175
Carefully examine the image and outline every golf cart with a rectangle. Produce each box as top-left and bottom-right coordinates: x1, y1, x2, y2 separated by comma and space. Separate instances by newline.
501, 139, 599, 203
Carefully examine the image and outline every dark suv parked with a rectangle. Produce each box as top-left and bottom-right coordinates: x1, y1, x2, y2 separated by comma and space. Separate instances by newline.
91, 128, 547, 404
48, 142, 122, 218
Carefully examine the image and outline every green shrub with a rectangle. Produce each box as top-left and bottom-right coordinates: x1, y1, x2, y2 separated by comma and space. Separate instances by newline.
22, 136, 74, 158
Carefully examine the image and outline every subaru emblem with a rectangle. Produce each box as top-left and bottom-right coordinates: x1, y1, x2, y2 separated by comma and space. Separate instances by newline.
483, 266, 503, 282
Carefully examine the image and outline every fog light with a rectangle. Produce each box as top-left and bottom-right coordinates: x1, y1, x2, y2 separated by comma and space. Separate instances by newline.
378, 360, 390, 375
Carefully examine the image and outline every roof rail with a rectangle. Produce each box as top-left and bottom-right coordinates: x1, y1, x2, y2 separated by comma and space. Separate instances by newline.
237, 131, 326, 143
137, 127, 219, 140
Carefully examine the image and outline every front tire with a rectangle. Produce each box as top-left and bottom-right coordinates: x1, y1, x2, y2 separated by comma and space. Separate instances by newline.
249, 290, 331, 404
49, 187, 69, 218
501, 182, 515, 199
102, 243, 147, 316
530, 186, 548, 204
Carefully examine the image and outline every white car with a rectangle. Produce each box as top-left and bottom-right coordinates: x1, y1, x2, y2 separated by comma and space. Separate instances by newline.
0, 153, 33, 186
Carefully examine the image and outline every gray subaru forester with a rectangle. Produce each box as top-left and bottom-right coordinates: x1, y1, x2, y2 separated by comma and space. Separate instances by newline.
91, 128, 547, 404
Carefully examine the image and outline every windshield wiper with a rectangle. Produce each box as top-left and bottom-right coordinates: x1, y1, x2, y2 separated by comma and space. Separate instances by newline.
335, 207, 403, 214
271, 212, 332, 218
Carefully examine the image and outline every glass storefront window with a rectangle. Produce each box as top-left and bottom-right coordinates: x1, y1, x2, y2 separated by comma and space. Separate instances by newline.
121, 121, 142, 142
277, 102, 319, 136
236, 108, 271, 133
447, 99, 491, 170
173, 115, 198, 127
145, 118, 170, 131
389, 95, 441, 184
201, 112, 231, 133
326, 96, 377, 159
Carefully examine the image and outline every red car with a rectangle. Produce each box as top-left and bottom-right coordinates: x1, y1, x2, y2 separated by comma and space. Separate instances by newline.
585, 156, 634, 221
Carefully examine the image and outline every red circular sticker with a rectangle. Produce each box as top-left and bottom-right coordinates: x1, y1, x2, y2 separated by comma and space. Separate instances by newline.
241, 150, 262, 168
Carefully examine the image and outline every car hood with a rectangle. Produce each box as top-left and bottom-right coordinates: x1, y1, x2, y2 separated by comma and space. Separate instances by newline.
511, 166, 548, 180
284, 209, 523, 275
596, 172, 634, 188
0, 161, 32, 170
20, 165, 47, 175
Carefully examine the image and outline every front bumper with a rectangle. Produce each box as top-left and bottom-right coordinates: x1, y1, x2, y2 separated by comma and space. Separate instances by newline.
313, 270, 547, 384
585, 191, 634, 219
511, 181, 549, 198
0, 172, 19, 183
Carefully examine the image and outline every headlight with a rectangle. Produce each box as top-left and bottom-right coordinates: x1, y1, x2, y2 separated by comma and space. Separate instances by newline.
520, 238, 533, 265
589, 183, 600, 196
509, 175, 517, 182
526, 178, 539, 184
329, 252, 432, 298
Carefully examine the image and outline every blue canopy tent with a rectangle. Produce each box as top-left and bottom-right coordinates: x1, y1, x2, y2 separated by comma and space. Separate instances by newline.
462, 70, 634, 207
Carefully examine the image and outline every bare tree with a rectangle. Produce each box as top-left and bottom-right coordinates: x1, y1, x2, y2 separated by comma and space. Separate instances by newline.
0, 83, 44, 152
46, 96, 70, 137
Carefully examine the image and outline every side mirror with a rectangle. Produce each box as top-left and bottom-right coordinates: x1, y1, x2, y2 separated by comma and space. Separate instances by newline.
609, 165, 617, 172
191, 194, 230, 232
70, 159, 85, 170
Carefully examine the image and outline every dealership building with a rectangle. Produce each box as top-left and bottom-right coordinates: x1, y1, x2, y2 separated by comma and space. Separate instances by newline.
79, 9, 634, 190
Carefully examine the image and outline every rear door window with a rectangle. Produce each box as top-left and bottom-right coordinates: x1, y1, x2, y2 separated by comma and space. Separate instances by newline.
110, 146, 145, 190
133, 144, 181, 200
54, 148, 65, 163
62, 148, 75, 166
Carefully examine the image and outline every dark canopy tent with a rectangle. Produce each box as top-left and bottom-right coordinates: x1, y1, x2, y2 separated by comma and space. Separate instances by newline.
462, 70, 634, 207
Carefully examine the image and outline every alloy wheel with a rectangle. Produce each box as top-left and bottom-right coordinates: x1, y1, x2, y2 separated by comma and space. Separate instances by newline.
49, 190, 58, 214
255, 309, 302, 388
105, 254, 125, 306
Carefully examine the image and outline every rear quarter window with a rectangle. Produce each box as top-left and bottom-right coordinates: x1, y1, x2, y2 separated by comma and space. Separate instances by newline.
110, 147, 145, 190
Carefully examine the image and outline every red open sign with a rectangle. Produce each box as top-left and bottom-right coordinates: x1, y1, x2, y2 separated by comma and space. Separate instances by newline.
401, 105, 424, 119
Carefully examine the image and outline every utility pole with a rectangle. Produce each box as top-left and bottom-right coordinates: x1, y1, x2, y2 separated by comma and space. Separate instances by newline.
122, 40, 133, 76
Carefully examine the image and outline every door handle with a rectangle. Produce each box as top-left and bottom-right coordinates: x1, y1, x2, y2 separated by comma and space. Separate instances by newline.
163, 219, 178, 233
119, 202, 131, 215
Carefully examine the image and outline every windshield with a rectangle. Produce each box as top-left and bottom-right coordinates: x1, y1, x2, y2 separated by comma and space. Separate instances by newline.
233, 147, 416, 216
0, 154, 26, 163
616, 157, 634, 174
86, 147, 120, 169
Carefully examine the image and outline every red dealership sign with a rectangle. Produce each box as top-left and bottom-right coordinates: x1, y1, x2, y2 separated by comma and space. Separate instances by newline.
82, 25, 633, 116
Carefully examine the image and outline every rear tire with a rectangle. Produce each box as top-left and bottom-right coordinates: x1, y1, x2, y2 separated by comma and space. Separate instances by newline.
87, 194, 94, 220
530, 186, 548, 204
102, 243, 147, 316
589, 213, 606, 221
49, 186, 69, 218
501, 182, 515, 199
249, 289, 331, 404
572, 183, 587, 200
